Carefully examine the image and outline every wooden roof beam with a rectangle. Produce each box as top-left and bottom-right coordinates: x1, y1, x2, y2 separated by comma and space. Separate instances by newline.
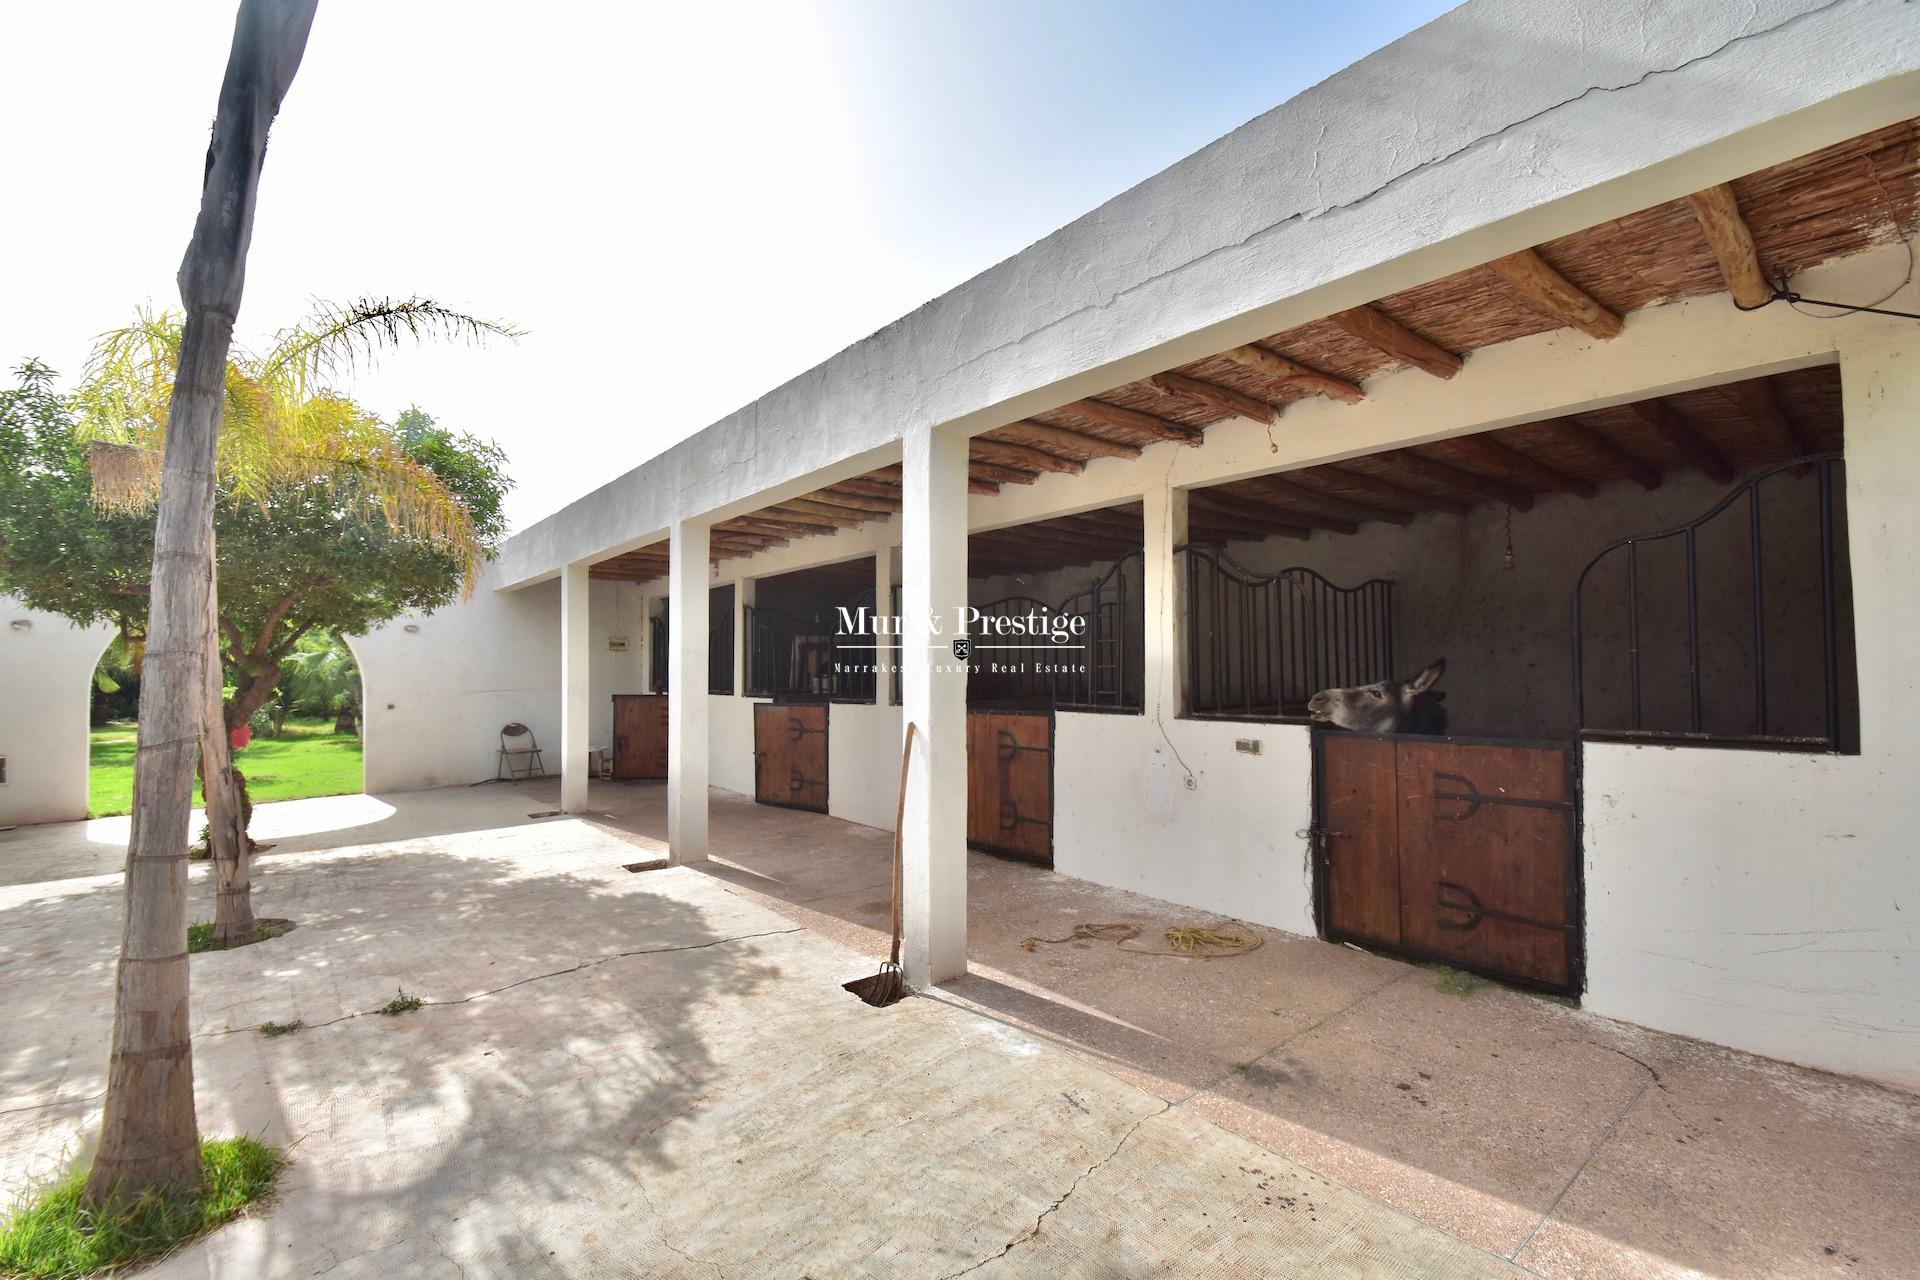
783, 497, 881, 522
762, 504, 860, 528
1486, 249, 1622, 340
1381, 451, 1533, 510
1068, 399, 1202, 445
867, 458, 1003, 493
1149, 370, 1275, 423
1718, 377, 1811, 463
1302, 465, 1468, 517
1550, 418, 1661, 490
969, 438, 1084, 475
1218, 345, 1364, 403
811, 488, 900, 513
1328, 305, 1462, 379
971, 525, 1131, 556
1188, 512, 1312, 542
1191, 490, 1342, 535
1686, 183, 1772, 309
964, 460, 1036, 485
1443, 433, 1596, 498
995, 421, 1142, 460
1047, 514, 1145, 545
1630, 399, 1736, 484
724, 516, 830, 537
827, 477, 903, 498
1242, 474, 1412, 525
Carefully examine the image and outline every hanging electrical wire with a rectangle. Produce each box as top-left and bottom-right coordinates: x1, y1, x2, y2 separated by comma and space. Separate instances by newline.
1735, 241, 1920, 321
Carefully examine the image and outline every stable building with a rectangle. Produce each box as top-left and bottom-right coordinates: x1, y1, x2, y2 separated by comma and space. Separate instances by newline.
6, 0, 1917, 1093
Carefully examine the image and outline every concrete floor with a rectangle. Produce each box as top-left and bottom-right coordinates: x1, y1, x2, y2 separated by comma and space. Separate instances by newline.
1, 784, 1914, 1278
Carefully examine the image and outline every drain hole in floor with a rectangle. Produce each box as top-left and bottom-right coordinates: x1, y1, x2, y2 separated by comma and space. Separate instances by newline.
526, 810, 563, 819
624, 860, 670, 873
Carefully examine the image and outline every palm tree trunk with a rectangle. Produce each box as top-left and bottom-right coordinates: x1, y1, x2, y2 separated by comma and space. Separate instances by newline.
201, 555, 256, 946
87, 0, 319, 1208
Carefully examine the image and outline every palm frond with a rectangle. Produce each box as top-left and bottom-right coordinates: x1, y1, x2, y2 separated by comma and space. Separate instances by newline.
260, 297, 522, 404
72, 308, 183, 447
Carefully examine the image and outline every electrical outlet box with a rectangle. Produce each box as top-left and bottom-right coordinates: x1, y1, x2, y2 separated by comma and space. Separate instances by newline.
1235, 738, 1262, 755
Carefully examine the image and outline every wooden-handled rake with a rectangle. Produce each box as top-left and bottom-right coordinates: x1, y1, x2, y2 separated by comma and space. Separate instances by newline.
844, 721, 917, 1008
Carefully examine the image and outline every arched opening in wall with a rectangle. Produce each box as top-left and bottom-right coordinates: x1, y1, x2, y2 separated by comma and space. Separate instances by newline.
82, 628, 371, 818
84, 631, 134, 818
1184, 366, 1856, 997
204, 630, 370, 811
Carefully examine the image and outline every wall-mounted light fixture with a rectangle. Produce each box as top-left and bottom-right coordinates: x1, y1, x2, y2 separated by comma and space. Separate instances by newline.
7, 619, 30, 632
402, 623, 421, 634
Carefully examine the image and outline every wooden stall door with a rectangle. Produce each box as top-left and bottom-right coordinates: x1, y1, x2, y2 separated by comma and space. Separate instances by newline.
966, 711, 1053, 866
1317, 733, 1580, 994
1317, 734, 1401, 945
754, 703, 829, 813
1396, 740, 1579, 992
612, 695, 668, 779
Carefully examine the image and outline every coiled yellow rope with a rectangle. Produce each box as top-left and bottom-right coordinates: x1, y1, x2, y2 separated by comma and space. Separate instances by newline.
1019, 921, 1264, 959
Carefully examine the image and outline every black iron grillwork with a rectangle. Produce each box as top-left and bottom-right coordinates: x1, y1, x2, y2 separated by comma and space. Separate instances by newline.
648, 613, 668, 692
1572, 453, 1847, 751
708, 596, 734, 694
745, 592, 879, 703
1182, 546, 1395, 719
968, 552, 1141, 711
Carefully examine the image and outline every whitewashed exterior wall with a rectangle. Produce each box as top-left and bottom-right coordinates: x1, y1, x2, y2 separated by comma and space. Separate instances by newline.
0, 600, 112, 827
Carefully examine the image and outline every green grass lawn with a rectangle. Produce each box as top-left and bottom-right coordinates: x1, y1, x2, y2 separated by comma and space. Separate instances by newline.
89, 718, 364, 819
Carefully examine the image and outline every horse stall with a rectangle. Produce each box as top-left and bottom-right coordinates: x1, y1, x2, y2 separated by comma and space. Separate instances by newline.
1185, 367, 1852, 994
966, 505, 1145, 865
743, 558, 879, 813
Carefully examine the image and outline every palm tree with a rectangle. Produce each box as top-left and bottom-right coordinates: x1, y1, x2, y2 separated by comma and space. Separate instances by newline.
89, 0, 319, 1210
74, 298, 514, 949
282, 632, 362, 734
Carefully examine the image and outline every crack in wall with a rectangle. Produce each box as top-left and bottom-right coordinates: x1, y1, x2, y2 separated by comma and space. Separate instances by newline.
921, 0, 1858, 415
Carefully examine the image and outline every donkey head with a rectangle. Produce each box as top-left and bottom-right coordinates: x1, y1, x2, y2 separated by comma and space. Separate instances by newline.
1306, 658, 1447, 734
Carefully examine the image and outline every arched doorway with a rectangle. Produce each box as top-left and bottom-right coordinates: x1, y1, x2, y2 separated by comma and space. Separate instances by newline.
80, 629, 370, 820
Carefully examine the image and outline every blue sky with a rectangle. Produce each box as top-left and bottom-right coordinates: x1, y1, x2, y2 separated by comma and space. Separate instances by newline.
0, 1, 1455, 531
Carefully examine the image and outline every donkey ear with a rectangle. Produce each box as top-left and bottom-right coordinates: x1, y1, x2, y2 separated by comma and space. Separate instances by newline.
1407, 657, 1446, 694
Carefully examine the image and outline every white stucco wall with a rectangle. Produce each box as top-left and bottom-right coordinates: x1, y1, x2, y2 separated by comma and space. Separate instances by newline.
0, 599, 113, 827
825, 701, 906, 832
1054, 712, 1318, 935
1581, 320, 1919, 1092
355, 580, 562, 793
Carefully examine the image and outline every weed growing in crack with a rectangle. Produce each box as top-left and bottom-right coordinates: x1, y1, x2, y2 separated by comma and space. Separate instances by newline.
258, 1020, 304, 1038
375, 989, 424, 1016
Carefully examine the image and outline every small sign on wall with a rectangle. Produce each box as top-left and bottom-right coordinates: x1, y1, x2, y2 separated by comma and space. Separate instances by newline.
607, 635, 629, 652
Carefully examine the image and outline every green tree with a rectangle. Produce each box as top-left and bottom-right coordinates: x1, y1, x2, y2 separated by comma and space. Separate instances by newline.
281, 632, 362, 733
0, 363, 511, 735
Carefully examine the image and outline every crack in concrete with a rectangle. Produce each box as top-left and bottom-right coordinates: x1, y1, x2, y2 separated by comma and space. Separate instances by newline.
933, 0, 1853, 393
939, 1099, 1172, 1278
0, 1087, 104, 1118
199, 926, 805, 1040
1509, 1074, 1655, 1263
632, 1175, 726, 1275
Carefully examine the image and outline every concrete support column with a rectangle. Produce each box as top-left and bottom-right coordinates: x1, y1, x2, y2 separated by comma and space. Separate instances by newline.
667, 519, 711, 863
559, 560, 591, 813
1141, 480, 1189, 723
1837, 319, 1919, 756
900, 426, 969, 987
733, 577, 754, 696
875, 544, 894, 696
